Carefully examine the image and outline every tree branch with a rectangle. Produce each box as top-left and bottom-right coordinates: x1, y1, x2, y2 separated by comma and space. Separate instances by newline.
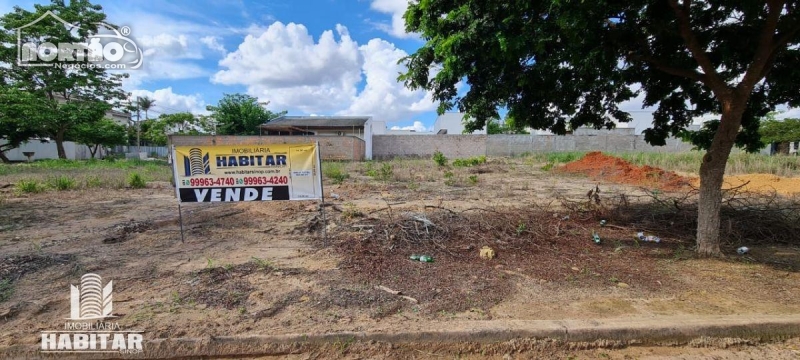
739, 0, 786, 92
667, 0, 729, 94
630, 54, 706, 82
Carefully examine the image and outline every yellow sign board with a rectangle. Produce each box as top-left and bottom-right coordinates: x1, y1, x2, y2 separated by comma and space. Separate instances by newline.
171, 143, 322, 202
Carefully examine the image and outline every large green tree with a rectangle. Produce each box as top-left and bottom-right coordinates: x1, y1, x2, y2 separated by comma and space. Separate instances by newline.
206, 94, 286, 135
400, 0, 800, 256
69, 118, 127, 158
0, 0, 128, 159
760, 117, 800, 144
0, 84, 51, 162
146, 112, 208, 145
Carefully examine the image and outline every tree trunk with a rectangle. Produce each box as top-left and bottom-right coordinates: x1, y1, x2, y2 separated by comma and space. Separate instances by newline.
695, 103, 745, 256
89, 144, 98, 158
56, 130, 67, 159
0, 150, 10, 163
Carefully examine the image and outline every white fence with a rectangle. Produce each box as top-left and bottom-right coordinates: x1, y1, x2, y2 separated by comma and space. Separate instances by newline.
112, 145, 169, 158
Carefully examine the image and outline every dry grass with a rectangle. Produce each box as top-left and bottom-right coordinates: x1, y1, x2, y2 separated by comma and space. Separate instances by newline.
0, 159, 172, 191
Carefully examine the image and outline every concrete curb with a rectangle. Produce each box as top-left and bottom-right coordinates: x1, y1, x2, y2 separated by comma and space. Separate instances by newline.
8, 315, 800, 359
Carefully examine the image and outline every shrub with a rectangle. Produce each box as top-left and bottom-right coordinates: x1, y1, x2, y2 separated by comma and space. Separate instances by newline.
452, 155, 487, 167
323, 162, 350, 184
48, 175, 77, 191
85, 176, 103, 188
444, 171, 456, 186
433, 151, 448, 166
376, 163, 394, 181
16, 179, 46, 194
128, 172, 147, 189
0, 279, 12, 302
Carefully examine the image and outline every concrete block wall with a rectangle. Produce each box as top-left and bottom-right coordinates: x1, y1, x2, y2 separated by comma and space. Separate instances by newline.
169, 135, 366, 161
487, 134, 695, 156
372, 135, 487, 159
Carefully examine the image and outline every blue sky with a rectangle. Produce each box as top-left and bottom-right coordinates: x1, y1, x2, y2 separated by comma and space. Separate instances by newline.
7, 0, 798, 132
3, 0, 439, 131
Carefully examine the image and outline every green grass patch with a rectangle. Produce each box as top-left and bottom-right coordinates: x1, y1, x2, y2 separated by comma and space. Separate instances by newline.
432, 151, 448, 166
452, 155, 487, 167
0, 279, 13, 302
15, 179, 47, 194
1, 159, 171, 190
128, 172, 147, 189
48, 175, 77, 191
322, 162, 350, 184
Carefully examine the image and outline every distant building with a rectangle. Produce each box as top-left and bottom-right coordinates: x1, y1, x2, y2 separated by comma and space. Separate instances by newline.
259, 115, 370, 139
433, 113, 487, 135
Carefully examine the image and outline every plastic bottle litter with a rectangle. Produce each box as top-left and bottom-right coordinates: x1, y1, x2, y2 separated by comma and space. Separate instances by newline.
410, 254, 421, 261
592, 232, 601, 244
636, 232, 661, 243
419, 255, 434, 262
737, 246, 749, 255
600, 220, 607, 227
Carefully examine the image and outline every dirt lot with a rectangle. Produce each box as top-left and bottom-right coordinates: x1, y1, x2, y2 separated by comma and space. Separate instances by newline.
1, 155, 799, 357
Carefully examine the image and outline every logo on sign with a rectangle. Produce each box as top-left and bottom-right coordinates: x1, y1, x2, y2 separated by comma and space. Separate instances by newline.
183, 148, 210, 176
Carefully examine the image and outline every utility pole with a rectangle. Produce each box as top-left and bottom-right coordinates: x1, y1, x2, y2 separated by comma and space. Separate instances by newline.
136, 105, 141, 155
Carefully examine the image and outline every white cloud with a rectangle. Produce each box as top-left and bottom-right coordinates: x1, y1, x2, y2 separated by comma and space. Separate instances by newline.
212, 23, 435, 122
200, 36, 226, 55
212, 22, 361, 113
138, 34, 201, 59
129, 87, 208, 115
107, 9, 239, 86
390, 121, 429, 132
775, 107, 800, 119
339, 38, 436, 122
370, 0, 415, 39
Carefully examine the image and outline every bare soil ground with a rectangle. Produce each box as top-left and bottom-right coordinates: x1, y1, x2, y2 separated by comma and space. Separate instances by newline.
1, 156, 799, 358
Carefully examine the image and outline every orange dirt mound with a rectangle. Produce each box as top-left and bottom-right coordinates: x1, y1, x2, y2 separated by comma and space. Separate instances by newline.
561, 152, 691, 191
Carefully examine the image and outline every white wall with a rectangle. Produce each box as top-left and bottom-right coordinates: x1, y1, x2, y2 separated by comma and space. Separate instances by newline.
365, 118, 379, 160
1, 140, 103, 161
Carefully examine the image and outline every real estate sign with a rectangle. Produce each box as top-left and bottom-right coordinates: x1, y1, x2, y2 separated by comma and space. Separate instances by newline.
171, 143, 322, 202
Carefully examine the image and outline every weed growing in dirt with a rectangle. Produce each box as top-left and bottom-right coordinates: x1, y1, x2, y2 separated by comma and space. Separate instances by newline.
468, 175, 479, 185
433, 150, 448, 166
84, 175, 103, 188
452, 155, 487, 167
342, 202, 364, 219
128, 172, 147, 188
516, 223, 526, 236
322, 162, 350, 184
206, 257, 215, 269
0, 279, 12, 302
541, 162, 555, 171
443, 171, 456, 186
369, 163, 393, 181
28, 241, 43, 254
15, 179, 46, 194
48, 175, 76, 191
251, 257, 273, 271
